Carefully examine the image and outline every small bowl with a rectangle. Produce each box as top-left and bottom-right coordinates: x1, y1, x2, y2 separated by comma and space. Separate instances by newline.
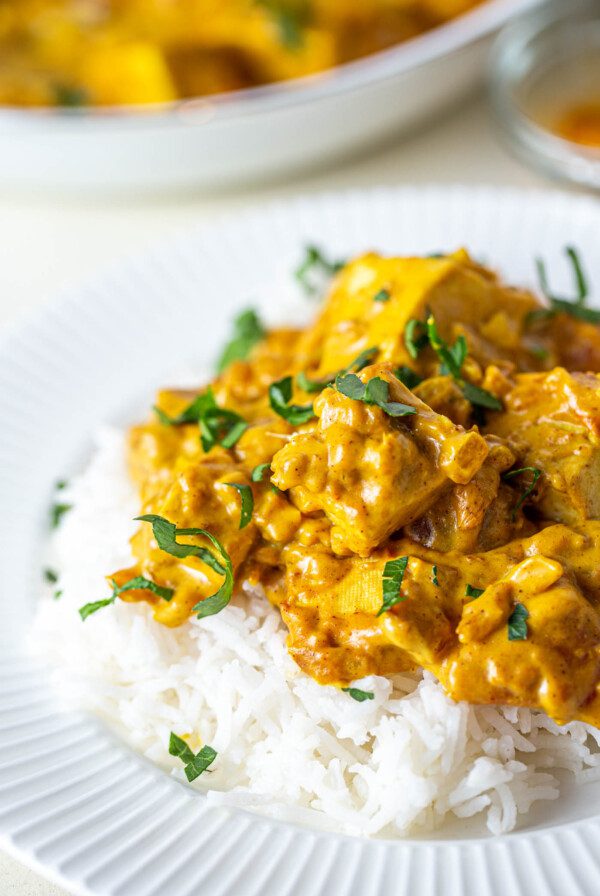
490, 0, 600, 190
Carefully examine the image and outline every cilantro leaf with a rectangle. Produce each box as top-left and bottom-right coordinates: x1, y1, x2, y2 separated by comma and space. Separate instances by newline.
54, 83, 88, 107
154, 387, 248, 451
251, 462, 272, 482
224, 483, 254, 529
197, 390, 248, 451
534, 247, 599, 323
79, 575, 174, 621
295, 244, 345, 296
184, 746, 218, 782
269, 376, 315, 424
508, 602, 529, 641
502, 467, 542, 520
296, 347, 379, 394
404, 318, 429, 359
136, 514, 224, 574
374, 288, 391, 303
153, 392, 213, 427
51, 502, 72, 529
169, 732, 195, 765
377, 556, 409, 616
257, 0, 311, 50
423, 315, 502, 412
136, 515, 234, 619
335, 374, 416, 418
460, 381, 503, 411
169, 733, 217, 782
465, 584, 484, 599
217, 309, 265, 373
342, 687, 375, 702
432, 565, 439, 587
395, 366, 423, 390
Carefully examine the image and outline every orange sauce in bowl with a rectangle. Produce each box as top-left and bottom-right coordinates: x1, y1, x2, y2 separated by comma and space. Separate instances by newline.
555, 103, 600, 148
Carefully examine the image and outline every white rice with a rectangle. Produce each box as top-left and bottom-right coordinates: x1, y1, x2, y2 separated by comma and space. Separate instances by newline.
31, 427, 600, 838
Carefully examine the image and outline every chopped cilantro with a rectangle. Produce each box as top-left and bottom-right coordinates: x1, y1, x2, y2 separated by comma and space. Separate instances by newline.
136, 514, 233, 618
224, 483, 254, 529
269, 376, 315, 424
335, 374, 416, 418
342, 687, 375, 702
502, 467, 542, 521
169, 733, 217, 782
377, 556, 409, 616
508, 602, 529, 641
216, 309, 265, 373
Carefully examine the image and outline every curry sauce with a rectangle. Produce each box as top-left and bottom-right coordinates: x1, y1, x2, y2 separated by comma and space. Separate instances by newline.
0, 1, 484, 107
100, 247, 600, 729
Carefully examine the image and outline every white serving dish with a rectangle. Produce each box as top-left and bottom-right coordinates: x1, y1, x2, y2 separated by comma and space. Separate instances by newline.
0, 0, 542, 193
1, 185, 600, 896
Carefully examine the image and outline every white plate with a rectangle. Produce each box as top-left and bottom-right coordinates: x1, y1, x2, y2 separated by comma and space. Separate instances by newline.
0, 0, 541, 193
2, 185, 600, 896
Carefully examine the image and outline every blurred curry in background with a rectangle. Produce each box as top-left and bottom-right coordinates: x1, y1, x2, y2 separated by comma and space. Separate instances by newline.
0, 0, 484, 107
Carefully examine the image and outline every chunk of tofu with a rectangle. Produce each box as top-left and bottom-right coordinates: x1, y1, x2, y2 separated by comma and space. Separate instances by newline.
488, 368, 600, 525
271, 363, 489, 555
438, 556, 600, 724
127, 456, 257, 626
280, 540, 415, 683
297, 251, 546, 377
405, 436, 527, 552
82, 41, 178, 105
128, 389, 204, 502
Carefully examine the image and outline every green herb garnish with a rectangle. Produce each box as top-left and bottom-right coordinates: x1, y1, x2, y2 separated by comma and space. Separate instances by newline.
296, 347, 379, 394
465, 584, 484, 599
377, 556, 409, 616
51, 502, 72, 529
251, 462, 272, 482
395, 366, 423, 390
53, 590, 63, 601
79, 575, 174, 621
153, 387, 248, 452
169, 733, 217, 782
136, 514, 233, 618
44, 568, 59, 584
404, 318, 429, 359
217, 309, 265, 373
508, 602, 529, 641
502, 466, 542, 521
153, 393, 212, 427
335, 374, 417, 418
432, 565, 439, 587
296, 370, 330, 394
54, 83, 88, 107
197, 389, 248, 452
269, 376, 315, 424
295, 244, 345, 296
374, 288, 391, 303
530, 345, 550, 361
461, 381, 505, 411
534, 247, 599, 324
342, 687, 375, 702
257, 0, 311, 50
224, 483, 254, 529
426, 316, 502, 412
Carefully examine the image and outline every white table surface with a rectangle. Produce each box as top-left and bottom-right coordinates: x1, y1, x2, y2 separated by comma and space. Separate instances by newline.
0, 94, 572, 896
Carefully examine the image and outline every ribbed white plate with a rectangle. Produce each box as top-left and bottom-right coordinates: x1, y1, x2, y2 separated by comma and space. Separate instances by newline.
2, 187, 600, 896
